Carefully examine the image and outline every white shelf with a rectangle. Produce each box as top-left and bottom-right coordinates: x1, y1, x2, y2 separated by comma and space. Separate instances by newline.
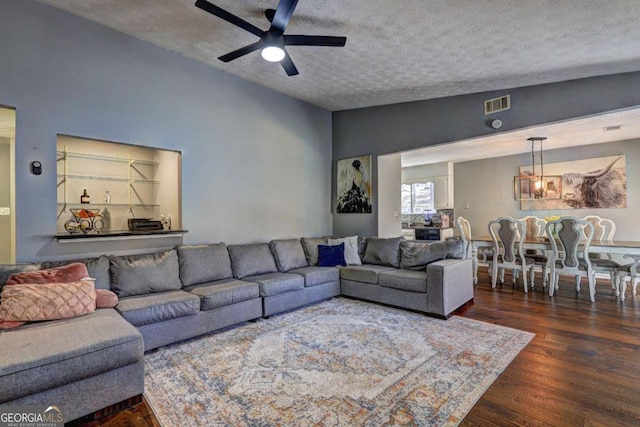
57, 150, 159, 166
57, 203, 160, 208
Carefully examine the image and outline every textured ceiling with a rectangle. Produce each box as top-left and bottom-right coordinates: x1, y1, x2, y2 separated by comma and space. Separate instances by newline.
36, 0, 640, 111
401, 107, 640, 167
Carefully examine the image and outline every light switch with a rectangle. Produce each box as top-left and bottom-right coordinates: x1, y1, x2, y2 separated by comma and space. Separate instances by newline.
0, 207, 10, 215
393, 211, 399, 218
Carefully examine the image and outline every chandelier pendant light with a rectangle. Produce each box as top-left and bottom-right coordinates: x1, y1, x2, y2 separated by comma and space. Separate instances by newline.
513, 137, 562, 201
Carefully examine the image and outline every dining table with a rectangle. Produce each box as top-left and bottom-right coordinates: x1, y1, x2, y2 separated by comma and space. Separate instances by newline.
470, 236, 640, 297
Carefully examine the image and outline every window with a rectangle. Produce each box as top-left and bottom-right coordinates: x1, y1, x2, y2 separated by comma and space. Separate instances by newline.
401, 182, 435, 214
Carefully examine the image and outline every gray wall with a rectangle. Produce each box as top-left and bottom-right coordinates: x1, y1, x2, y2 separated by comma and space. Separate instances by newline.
333, 73, 640, 237
0, 0, 332, 262
454, 139, 640, 240
0, 140, 10, 262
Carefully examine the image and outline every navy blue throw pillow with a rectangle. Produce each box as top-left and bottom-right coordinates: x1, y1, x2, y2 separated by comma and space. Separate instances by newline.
317, 243, 346, 267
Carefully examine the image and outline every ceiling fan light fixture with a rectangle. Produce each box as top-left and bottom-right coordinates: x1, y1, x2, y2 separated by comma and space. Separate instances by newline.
261, 45, 285, 62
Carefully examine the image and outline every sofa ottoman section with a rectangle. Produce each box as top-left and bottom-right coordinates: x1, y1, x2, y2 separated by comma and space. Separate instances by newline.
116, 290, 200, 327
185, 278, 260, 311
426, 259, 474, 318
0, 309, 144, 422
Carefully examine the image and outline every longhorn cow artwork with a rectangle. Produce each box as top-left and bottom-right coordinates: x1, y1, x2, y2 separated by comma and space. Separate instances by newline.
520, 155, 626, 211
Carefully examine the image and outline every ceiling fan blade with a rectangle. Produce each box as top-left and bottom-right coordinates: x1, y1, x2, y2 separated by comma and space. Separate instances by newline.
284, 35, 347, 47
265, 8, 276, 23
270, 0, 298, 33
195, 0, 264, 38
218, 41, 262, 62
280, 52, 299, 76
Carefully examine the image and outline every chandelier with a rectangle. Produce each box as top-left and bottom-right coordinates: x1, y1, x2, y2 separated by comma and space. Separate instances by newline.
513, 137, 562, 201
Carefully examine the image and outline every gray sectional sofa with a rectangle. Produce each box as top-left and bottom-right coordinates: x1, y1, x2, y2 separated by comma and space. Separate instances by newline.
0, 235, 472, 423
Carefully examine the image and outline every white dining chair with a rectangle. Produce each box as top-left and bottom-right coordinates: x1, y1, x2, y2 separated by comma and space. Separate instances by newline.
457, 216, 501, 284
546, 216, 596, 302
583, 215, 619, 293
521, 215, 549, 289
488, 217, 534, 292
617, 254, 640, 301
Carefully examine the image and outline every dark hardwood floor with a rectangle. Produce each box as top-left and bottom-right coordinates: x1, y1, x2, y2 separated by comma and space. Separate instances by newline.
71, 269, 640, 427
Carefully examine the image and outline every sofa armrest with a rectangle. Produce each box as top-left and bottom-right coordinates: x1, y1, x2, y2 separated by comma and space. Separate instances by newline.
426, 258, 474, 318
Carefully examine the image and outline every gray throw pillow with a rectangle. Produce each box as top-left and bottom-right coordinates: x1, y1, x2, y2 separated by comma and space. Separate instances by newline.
357, 236, 368, 260
176, 243, 233, 286
228, 243, 278, 279
399, 239, 466, 270
301, 237, 330, 266
270, 239, 308, 272
362, 236, 404, 268
40, 255, 111, 290
110, 250, 181, 297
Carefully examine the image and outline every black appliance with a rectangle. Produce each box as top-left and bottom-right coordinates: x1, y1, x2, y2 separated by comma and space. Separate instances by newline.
128, 218, 163, 232
414, 228, 443, 241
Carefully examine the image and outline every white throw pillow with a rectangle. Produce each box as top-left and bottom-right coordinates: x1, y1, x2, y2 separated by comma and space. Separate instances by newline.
328, 236, 362, 265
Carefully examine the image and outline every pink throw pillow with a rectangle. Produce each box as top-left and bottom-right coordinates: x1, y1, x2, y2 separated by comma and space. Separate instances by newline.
6, 263, 89, 285
0, 320, 27, 330
0, 280, 96, 323
96, 289, 119, 308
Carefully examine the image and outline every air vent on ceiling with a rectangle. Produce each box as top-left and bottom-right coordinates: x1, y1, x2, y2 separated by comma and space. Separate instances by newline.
484, 94, 511, 115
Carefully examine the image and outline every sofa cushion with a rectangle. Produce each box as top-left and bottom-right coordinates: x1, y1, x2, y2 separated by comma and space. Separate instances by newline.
400, 240, 466, 271
116, 290, 200, 327
0, 281, 96, 323
301, 237, 330, 266
185, 278, 260, 311
245, 272, 305, 297
362, 237, 404, 268
340, 264, 397, 284
289, 266, 340, 287
317, 243, 347, 267
176, 243, 233, 286
109, 250, 181, 297
40, 255, 111, 290
228, 244, 278, 279
0, 308, 142, 403
328, 236, 362, 265
269, 239, 308, 272
379, 269, 428, 293
6, 263, 89, 285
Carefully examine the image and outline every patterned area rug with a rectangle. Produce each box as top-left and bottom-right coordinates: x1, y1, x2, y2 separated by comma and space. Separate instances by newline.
144, 298, 534, 426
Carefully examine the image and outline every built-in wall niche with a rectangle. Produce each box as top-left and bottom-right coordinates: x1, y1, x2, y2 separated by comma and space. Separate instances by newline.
56, 135, 181, 235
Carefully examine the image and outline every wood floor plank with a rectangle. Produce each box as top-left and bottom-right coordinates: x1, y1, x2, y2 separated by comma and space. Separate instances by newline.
72, 267, 640, 426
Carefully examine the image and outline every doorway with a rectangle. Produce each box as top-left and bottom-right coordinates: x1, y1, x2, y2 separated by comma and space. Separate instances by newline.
0, 106, 15, 263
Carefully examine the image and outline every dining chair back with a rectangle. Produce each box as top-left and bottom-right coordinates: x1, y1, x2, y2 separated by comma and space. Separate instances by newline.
488, 217, 533, 292
520, 216, 549, 288
583, 215, 619, 291
546, 216, 596, 302
583, 215, 616, 241
457, 216, 472, 258
521, 216, 546, 239
458, 216, 499, 284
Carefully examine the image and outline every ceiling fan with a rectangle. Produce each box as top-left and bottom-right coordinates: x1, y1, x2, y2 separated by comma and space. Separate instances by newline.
194, 0, 347, 76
